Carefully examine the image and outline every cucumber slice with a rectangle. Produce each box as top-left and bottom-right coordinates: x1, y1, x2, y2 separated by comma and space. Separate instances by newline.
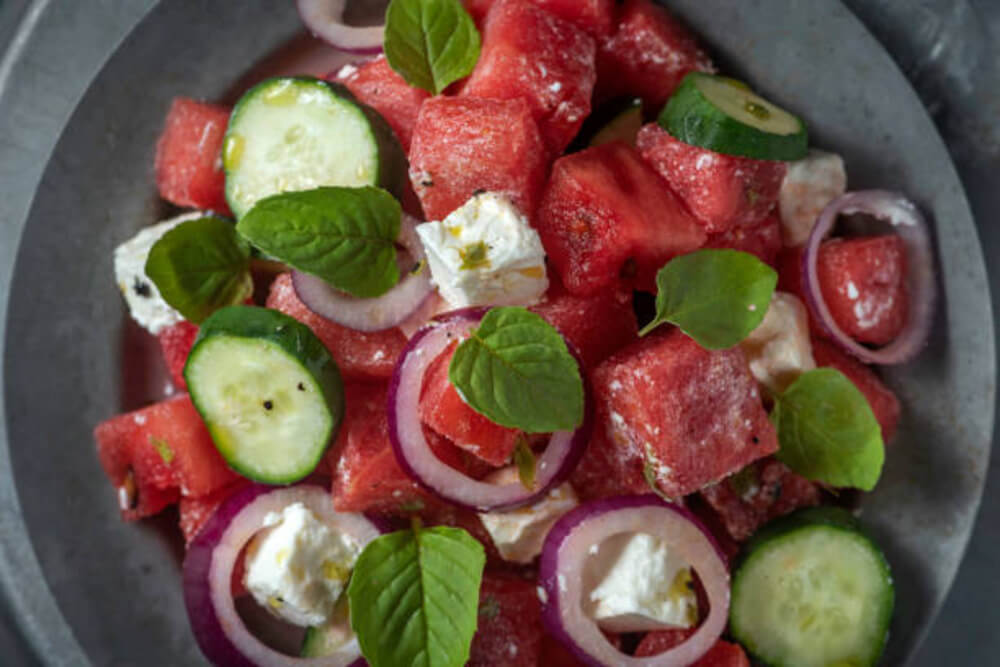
223, 76, 405, 219
300, 597, 354, 658
569, 97, 643, 151
660, 72, 808, 161
730, 507, 894, 667
184, 305, 344, 484
590, 99, 643, 148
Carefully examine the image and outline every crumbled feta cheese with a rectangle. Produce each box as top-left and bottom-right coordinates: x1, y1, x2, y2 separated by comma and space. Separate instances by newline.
244, 502, 361, 627
113, 212, 203, 334
740, 292, 815, 393
778, 150, 846, 246
478, 467, 577, 564
586, 533, 699, 632
415, 192, 548, 308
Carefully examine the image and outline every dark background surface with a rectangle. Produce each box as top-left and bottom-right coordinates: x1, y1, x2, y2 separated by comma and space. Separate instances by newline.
0, 0, 997, 664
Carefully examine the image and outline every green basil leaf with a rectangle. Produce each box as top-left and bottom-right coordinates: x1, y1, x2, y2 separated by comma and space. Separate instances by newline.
449, 307, 584, 433
513, 436, 536, 490
384, 0, 481, 95
144, 216, 252, 324
771, 368, 885, 491
347, 525, 485, 667
236, 186, 400, 298
640, 249, 777, 349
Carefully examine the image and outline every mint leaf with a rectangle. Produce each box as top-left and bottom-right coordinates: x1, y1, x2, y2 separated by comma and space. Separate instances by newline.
449, 307, 584, 433
236, 186, 400, 298
771, 368, 885, 491
144, 216, 252, 323
640, 249, 777, 349
348, 525, 485, 667
384, 0, 481, 95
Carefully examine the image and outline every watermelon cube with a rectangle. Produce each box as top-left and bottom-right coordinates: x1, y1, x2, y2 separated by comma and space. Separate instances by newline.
462, 0, 597, 155
569, 423, 648, 501
464, 0, 614, 37
420, 341, 521, 467
816, 235, 909, 346
157, 320, 199, 392
266, 273, 406, 381
469, 572, 544, 667
408, 96, 548, 222
699, 458, 821, 541
94, 395, 241, 520
333, 55, 429, 151
535, 141, 705, 296
595, 0, 714, 112
635, 629, 750, 666
811, 337, 901, 442
178, 481, 250, 545
705, 213, 782, 268
530, 278, 638, 370
637, 123, 786, 233
592, 329, 778, 498
154, 97, 232, 216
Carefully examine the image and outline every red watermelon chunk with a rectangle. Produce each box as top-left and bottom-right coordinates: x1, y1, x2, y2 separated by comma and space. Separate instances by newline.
465, 0, 614, 37
592, 329, 778, 498
569, 422, 648, 501
462, 0, 597, 155
420, 340, 521, 467
469, 572, 544, 667
705, 213, 782, 268
637, 123, 785, 233
811, 337, 901, 442
178, 481, 250, 545
94, 395, 240, 520
595, 0, 714, 112
635, 628, 750, 666
699, 458, 821, 542
535, 141, 705, 296
158, 320, 199, 392
266, 273, 406, 381
817, 235, 909, 346
154, 97, 231, 216
408, 96, 548, 222
530, 279, 638, 370
332, 55, 429, 151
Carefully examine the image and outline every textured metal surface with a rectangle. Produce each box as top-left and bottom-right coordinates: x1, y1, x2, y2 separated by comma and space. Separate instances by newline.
0, 1, 995, 665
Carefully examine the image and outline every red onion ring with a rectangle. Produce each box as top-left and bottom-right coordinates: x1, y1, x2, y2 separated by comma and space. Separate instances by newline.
297, 0, 384, 54
292, 215, 434, 333
183, 484, 381, 666
387, 310, 592, 512
802, 190, 936, 364
539, 495, 730, 667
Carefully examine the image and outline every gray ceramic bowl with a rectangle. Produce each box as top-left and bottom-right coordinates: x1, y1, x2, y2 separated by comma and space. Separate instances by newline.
0, 1, 995, 665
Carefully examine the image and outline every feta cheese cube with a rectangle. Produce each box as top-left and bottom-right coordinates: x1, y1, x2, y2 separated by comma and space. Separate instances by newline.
113, 211, 204, 334
244, 502, 361, 627
415, 192, 548, 309
778, 150, 846, 246
478, 467, 578, 564
741, 292, 815, 393
586, 533, 698, 633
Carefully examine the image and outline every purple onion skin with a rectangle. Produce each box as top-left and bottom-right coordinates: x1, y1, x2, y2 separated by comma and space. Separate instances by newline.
538, 495, 728, 666
295, 0, 384, 55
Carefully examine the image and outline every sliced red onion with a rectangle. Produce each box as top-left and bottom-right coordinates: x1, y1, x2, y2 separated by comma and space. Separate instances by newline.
292, 215, 434, 333
387, 310, 592, 512
539, 495, 730, 667
183, 484, 381, 667
802, 190, 936, 364
297, 0, 384, 54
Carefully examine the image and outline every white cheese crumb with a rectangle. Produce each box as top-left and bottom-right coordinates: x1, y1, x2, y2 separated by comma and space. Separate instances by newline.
740, 292, 815, 393
778, 149, 847, 246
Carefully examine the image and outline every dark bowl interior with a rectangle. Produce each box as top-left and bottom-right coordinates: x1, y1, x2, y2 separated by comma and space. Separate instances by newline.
2, 0, 994, 664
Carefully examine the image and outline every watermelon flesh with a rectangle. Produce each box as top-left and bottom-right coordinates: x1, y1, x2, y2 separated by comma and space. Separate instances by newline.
178, 481, 250, 545
591, 329, 778, 498
637, 123, 786, 234
535, 141, 705, 296
465, 0, 615, 37
635, 628, 750, 666
266, 273, 406, 381
595, 0, 714, 112
705, 213, 783, 268
469, 572, 544, 667
570, 424, 648, 502
94, 394, 240, 520
154, 97, 231, 216
408, 95, 549, 222
462, 0, 597, 155
157, 320, 199, 392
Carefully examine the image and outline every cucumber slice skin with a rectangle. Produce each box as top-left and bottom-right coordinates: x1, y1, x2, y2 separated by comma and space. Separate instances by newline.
569, 96, 643, 152
660, 72, 808, 161
590, 102, 644, 148
223, 76, 406, 219
730, 507, 894, 667
185, 305, 345, 484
